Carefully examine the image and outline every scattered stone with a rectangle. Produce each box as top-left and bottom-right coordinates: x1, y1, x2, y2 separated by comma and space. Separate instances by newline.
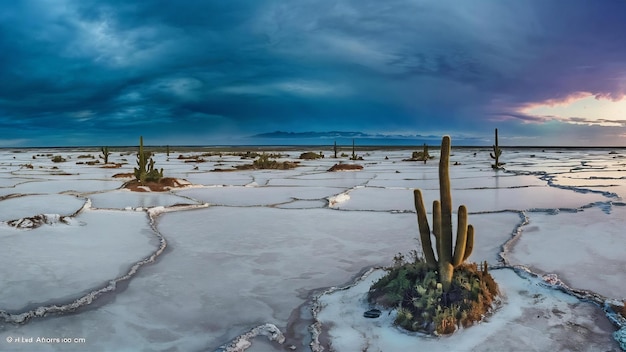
7, 214, 69, 229
363, 309, 381, 318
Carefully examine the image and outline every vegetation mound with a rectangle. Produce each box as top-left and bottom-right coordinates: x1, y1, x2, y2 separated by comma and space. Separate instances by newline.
368, 255, 499, 335
122, 177, 190, 192
238, 153, 298, 170
299, 152, 323, 160
403, 144, 433, 162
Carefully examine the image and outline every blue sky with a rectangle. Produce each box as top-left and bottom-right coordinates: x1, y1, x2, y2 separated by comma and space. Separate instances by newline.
2, 1, 626, 147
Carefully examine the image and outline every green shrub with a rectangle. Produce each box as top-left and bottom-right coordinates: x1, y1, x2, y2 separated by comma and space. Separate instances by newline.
241, 153, 297, 170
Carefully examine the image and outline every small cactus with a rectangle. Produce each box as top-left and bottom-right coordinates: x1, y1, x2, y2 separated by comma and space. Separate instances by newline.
422, 144, 429, 164
414, 136, 474, 292
101, 146, 111, 164
350, 139, 363, 160
490, 128, 503, 169
133, 136, 163, 184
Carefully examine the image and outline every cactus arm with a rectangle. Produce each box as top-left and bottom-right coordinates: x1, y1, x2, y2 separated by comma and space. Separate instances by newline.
452, 205, 468, 267
414, 190, 437, 268
438, 136, 453, 266
433, 200, 442, 261
495, 128, 498, 148
462, 224, 474, 261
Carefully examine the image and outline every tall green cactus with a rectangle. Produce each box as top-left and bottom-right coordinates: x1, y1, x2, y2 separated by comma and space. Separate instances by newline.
490, 128, 503, 169
133, 136, 163, 184
333, 140, 338, 158
101, 146, 110, 164
413, 136, 474, 292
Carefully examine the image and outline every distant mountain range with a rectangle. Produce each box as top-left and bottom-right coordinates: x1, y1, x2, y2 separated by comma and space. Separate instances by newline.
248, 131, 488, 146
251, 131, 440, 140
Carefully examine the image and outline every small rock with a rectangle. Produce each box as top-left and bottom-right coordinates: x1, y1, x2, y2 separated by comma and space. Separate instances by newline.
363, 309, 381, 318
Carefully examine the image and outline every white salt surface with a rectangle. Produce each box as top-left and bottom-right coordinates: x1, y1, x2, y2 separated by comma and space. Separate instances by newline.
0, 179, 122, 197
0, 194, 86, 222
89, 190, 200, 209
0, 147, 624, 351
507, 205, 626, 299
332, 186, 608, 212
0, 209, 157, 311
176, 186, 346, 207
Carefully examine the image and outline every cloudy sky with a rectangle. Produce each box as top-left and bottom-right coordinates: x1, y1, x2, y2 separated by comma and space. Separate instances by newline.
1, 0, 626, 147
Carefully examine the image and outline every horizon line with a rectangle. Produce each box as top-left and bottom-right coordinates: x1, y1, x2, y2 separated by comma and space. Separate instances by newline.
2, 144, 626, 150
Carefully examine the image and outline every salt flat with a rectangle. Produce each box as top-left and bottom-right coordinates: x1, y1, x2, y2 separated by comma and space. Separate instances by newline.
0, 147, 623, 351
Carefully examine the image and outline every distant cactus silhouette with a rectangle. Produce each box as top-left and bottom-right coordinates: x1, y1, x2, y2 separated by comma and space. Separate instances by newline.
413, 136, 474, 292
101, 146, 111, 164
490, 128, 503, 169
350, 139, 363, 160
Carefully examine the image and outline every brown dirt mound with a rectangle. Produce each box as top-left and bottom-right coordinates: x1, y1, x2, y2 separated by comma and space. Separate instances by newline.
100, 163, 123, 168
211, 168, 237, 172
112, 173, 134, 178
122, 177, 191, 192
328, 163, 363, 172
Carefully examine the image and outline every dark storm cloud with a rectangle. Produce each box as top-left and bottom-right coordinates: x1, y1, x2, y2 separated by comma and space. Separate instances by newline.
1, 0, 626, 146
